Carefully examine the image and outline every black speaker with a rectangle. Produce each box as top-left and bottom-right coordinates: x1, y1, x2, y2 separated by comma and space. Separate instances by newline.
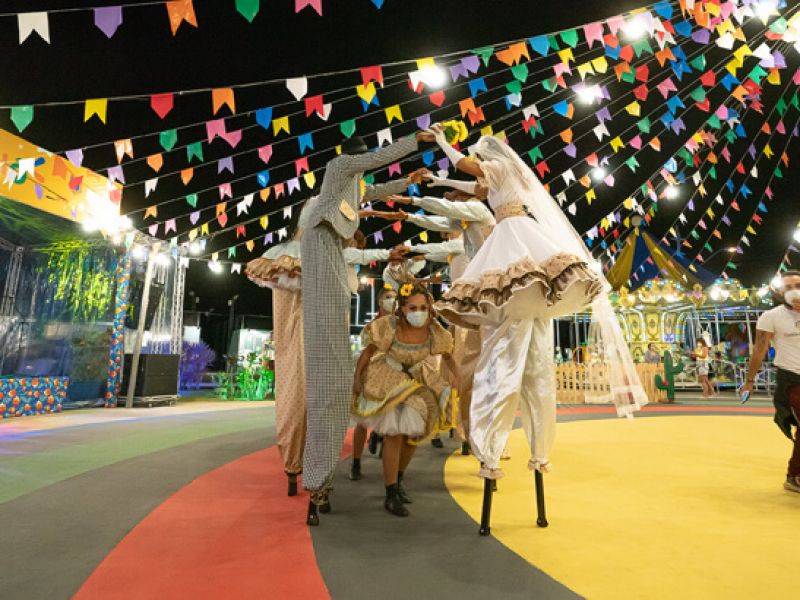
122, 354, 179, 397
125, 278, 165, 331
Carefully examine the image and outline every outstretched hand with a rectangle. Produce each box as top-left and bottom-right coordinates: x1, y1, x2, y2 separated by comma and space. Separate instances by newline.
386, 194, 413, 206
416, 130, 436, 142
407, 168, 432, 185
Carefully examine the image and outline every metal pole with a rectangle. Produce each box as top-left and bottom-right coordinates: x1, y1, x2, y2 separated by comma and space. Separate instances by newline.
126, 255, 155, 409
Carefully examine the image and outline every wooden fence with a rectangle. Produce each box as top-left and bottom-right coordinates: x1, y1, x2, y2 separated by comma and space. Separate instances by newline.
555, 362, 666, 405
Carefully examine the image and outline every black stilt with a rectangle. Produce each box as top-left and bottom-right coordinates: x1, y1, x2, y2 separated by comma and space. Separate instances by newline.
534, 470, 548, 528
287, 474, 298, 497
478, 478, 493, 536
306, 500, 319, 526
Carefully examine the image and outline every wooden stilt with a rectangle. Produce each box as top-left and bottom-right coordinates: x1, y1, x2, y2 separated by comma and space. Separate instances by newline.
306, 500, 319, 526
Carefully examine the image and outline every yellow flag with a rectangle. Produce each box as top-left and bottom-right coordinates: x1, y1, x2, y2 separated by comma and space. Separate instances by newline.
746, 225, 757, 235
767, 69, 781, 85
201, 223, 210, 235
764, 144, 774, 158
385, 105, 403, 124
144, 205, 158, 219
419, 231, 428, 242
480, 125, 494, 137
557, 48, 574, 64
272, 116, 290, 136
625, 101, 641, 116
576, 62, 595, 80
84, 98, 108, 123
591, 56, 608, 73
356, 82, 377, 104
260, 216, 269, 230
610, 136, 624, 152
586, 189, 596, 204
246, 240, 255, 252
188, 228, 198, 241
304, 172, 316, 189
623, 197, 634, 210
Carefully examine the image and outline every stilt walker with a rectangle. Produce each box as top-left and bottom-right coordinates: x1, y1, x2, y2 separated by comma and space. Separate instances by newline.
246, 235, 306, 497
300, 131, 431, 526
428, 127, 648, 535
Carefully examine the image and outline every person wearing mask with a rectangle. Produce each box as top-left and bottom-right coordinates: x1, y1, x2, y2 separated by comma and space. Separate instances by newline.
349, 286, 397, 480
740, 270, 800, 494
351, 284, 458, 516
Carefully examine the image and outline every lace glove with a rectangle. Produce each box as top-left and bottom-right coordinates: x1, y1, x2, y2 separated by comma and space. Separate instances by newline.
429, 127, 466, 166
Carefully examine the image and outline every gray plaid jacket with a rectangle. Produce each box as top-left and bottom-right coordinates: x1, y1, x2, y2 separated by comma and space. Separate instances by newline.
303, 137, 419, 239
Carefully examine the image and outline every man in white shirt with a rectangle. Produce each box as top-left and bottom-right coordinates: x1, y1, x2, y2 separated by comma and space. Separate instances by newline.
741, 270, 800, 493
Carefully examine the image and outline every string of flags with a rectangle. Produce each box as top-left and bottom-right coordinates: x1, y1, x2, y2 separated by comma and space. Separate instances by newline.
11, 0, 391, 45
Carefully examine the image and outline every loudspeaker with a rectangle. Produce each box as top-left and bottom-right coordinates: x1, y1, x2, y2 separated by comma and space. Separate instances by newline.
122, 353, 179, 397
125, 278, 165, 331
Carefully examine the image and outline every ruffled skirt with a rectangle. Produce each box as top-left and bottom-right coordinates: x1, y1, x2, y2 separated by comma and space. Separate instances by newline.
352, 357, 451, 442
245, 256, 302, 291
436, 216, 603, 328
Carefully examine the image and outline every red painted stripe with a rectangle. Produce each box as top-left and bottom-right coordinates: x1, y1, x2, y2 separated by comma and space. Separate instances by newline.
74, 446, 330, 600
557, 405, 774, 415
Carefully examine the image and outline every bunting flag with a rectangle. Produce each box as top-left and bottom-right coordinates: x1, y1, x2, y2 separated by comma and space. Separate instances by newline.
166, 0, 198, 35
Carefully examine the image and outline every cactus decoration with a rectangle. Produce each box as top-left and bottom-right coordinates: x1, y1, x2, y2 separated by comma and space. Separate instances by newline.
655, 350, 684, 401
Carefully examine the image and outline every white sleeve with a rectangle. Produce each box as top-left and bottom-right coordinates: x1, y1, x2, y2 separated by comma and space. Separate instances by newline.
408, 259, 426, 275
756, 310, 774, 333
413, 196, 494, 225
411, 239, 465, 258
406, 213, 458, 232
427, 176, 477, 194
343, 247, 391, 264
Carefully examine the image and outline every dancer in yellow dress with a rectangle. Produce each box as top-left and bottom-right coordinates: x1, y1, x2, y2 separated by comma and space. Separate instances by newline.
352, 284, 458, 516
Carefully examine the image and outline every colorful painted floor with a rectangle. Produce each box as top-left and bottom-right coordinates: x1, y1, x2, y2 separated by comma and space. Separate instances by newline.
1, 399, 797, 599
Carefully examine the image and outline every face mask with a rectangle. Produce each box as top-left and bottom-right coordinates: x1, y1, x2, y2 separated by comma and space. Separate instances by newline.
785, 289, 800, 305
381, 297, 396, 312
405, 310, 429, 328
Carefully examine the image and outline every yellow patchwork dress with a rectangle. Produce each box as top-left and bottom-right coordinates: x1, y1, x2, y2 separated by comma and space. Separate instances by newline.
353, 316, 454, 443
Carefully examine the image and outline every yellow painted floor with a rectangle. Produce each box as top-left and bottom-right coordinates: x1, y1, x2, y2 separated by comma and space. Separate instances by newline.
445, 416, 800, 599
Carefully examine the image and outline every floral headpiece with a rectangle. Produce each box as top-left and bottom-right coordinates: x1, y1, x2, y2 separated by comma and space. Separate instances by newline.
399, 283, 414, 297
383, 283, 393, 290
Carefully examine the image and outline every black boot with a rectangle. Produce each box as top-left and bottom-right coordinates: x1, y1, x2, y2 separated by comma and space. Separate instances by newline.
349, 458, 362, 481
287, 473, 298, 497
396, 471, 413, 504
306, 501, 319, 526
319, 500, 332, 514
368, 431, 380, 455
461, 441, 471, 456
384, 484, 409, 517
431, 436, 444, 449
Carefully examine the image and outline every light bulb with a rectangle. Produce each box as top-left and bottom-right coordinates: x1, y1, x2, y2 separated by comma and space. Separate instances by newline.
208, 261, 223, 274
419, 65, 447, 88
576, 85, 601, 104
623, 17, 647, 40
591, 167, 606, 181
665, 186, 678, 199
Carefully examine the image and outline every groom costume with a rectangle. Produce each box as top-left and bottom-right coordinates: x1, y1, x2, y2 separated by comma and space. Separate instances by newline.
301, 133, 421, 523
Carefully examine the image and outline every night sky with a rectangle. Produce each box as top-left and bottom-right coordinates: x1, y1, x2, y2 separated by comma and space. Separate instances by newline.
2, 0, 799, 327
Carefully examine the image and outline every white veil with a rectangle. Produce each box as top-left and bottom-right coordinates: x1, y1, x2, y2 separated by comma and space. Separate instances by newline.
474, 136, 648, 417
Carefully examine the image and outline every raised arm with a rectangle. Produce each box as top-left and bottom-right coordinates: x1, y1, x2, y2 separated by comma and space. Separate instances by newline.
412, 195, 494, 224
429, 125, 485, 179
343, 247, 391, 265
338, 135, 422, 177
406, 212, 458, 233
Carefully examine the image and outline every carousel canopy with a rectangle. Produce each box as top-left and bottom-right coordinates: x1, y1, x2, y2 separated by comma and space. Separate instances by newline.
606, 226, 716, 291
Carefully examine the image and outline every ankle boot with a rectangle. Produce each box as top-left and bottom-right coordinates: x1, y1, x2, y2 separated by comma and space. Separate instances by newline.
384, 484, 409, 517
287, 473, 298, 497
368, 431, 380, 455
396, 471, 412, 504
461, 441, 471, 456
349, 458, 362, 481
306, 501, 319, 526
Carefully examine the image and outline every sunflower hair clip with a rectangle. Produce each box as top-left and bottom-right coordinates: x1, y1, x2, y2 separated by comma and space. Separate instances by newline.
399, 283, 414, 297
383, 283, 394, 290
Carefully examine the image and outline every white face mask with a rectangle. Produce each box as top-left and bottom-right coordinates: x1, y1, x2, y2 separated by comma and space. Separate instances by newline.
785, 289, 800, 305
405, 310, 429, 328
381, 297, 396, 312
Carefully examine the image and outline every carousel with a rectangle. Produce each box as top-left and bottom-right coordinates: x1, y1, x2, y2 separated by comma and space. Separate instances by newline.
554, 223, 776, 404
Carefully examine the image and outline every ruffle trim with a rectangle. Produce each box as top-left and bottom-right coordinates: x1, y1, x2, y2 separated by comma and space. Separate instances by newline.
435, 253, 603, 329
245, 256, 302, 288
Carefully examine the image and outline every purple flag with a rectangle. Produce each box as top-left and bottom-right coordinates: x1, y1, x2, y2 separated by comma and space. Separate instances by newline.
34, 184, 43, 200
374, 230, 384, 243
595, 107, 612, 123
218, 156, 234, 174
437, 157, 450, 171
416, 113, 431, 130
691, 29, 710, 44
94, 6, 123, 39
107, 165, 125, 184
449, 63, 468, 82
563, 143, 577, 158
461, 55, 480, 74
190, 211, 200, 225
66, 148, 83, 167
773, 51, 787, 69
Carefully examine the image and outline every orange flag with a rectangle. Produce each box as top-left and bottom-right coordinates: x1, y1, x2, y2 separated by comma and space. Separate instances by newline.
166, 0, 197, 35
212, 88, 236, 115
147, 153, 164, 172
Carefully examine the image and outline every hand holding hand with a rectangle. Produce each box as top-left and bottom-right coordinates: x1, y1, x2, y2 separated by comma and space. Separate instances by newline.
416, 130, 436, 143
407, 168, 432, 185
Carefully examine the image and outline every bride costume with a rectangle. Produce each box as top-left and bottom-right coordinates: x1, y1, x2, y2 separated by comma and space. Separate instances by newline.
433, 134, 648, 477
